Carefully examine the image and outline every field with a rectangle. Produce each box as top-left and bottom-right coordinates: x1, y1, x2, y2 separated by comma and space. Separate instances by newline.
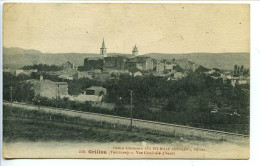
3, 105, 189, 143
3, 105, 250, 159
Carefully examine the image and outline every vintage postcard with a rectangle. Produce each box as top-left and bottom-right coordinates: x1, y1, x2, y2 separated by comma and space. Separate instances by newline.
2, 3, 249, 159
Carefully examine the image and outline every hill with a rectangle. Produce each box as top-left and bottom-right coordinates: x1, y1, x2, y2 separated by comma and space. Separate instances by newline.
3, 47, 249, 70
143, 53, 250, 70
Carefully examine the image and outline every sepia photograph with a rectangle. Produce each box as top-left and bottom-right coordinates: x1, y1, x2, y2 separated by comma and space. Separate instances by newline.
2, 3, 250, 159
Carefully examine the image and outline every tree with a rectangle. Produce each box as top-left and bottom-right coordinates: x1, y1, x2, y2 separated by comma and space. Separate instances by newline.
234, 65, 238, 76
196, 65, 210, 73
3, 72, 33, 102
240, 65, 244, 76
22, 64, 63, 71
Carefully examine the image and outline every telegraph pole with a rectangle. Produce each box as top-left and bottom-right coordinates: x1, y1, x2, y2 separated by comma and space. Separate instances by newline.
130, 90, 133, 129
10, 86, 13, 103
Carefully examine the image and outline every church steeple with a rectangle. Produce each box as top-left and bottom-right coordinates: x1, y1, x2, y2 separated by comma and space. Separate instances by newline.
132, 44, 138, 56
101, 38, 106, 48
100, 38, 107, 57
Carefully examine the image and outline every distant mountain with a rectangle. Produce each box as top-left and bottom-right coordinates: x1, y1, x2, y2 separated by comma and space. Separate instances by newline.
3, 47, 42, 56
108, 53, 131, 57
3, 47, 250, 70
3, 47, 102, 69
143, 52, 250, 70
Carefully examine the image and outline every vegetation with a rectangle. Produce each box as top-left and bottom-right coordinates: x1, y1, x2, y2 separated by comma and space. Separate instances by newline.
233, 64, 250, 77
3, 105, 186, 143
22, 64, 63, 71
3, 72, 34, 102
3, 64, 250, 135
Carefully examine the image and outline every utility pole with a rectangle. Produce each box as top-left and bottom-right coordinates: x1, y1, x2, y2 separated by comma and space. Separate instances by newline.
38, 96, 41, 111
130, 90, 133, 129
10, 86, 13, 103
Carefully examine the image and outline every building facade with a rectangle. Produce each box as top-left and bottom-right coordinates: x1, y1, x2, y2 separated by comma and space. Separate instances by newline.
27, 76, 68, 99
103, 56, 127, 71
62, 61, 76, 70
83, 58, 104, 71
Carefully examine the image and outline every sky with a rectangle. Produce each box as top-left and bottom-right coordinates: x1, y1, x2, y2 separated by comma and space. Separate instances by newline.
3, 3, 249, 54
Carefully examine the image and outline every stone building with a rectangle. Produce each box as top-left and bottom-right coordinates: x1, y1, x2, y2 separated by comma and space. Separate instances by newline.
155, 61, 165, 74
15, 69, 37, 76
230, 76, 250, 87
83, 58, 104, 71
73, 71, 93, 80
27, 76, 68, 99
62, 61, 76, 70
125, 58, 139, 72
136, 57, 154, 71
93, 72, 111, 82
103, 56, 127, 71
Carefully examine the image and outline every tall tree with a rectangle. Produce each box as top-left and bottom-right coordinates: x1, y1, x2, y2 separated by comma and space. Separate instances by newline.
234, 65, 238, 76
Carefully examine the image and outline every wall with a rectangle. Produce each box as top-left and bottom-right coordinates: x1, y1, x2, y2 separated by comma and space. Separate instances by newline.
56, 84, 68, 96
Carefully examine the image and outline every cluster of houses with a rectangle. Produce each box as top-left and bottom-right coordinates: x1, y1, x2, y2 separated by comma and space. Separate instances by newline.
8, 39, 250, 108
204, 68, 250, 87
11, 39, 189, 106
17, 39, 187, 84
26, 75, 108, 103
68, 39, 186, 81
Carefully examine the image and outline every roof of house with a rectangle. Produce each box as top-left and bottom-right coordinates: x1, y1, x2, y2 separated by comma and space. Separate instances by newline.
26, 79, 67, 85
61, 94, 102, 102
54, 82, 68, 85
86, 86, 106, 91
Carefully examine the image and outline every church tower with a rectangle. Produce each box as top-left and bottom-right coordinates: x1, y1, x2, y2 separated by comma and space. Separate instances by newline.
100, 38, 107, 57
132, 45, 138, 56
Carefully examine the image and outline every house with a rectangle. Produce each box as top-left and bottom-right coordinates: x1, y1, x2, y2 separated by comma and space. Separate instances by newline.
63, 61, 76, 70
73, 71, 93, 80
176, 59, 199, 71
15, 69, 37, 76
85, 86, 107, 96
66, 86, 107, 102
15, 70, 24, 76
58, 74, 73, 80
155, 61, 165, 74
27, 75, 68, 99
108, 70, 130, 79
136, 57, 154, 71
173, 71, 186, 80
229, 76, 250, 87
93, 72, 111, 82
133, 71, 142, 77
125, 58, 139, 72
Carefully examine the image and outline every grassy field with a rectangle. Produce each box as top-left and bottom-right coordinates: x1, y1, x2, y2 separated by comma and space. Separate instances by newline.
3, 105, 192, 143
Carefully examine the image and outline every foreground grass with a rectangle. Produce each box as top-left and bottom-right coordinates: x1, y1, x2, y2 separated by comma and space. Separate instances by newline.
3, 117, 174, 142
3, 105, 235, 143
3, 105, 186, 143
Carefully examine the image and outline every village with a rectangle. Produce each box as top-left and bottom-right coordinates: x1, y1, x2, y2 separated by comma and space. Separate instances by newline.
4, 39, 250, 108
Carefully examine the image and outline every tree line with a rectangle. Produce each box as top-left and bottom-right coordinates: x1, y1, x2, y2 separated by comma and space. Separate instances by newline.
233, 65, 249, 77
3, 64, 250, 134
22, 64, 64, 71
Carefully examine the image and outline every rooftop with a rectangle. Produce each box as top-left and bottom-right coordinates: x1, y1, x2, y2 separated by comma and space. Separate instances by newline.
86, 86, 106, 91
